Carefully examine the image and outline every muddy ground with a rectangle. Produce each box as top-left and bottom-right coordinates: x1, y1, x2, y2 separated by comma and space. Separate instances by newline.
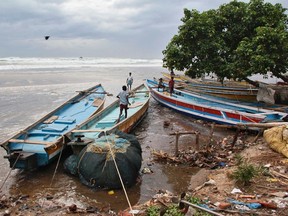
0, 100, 288, 215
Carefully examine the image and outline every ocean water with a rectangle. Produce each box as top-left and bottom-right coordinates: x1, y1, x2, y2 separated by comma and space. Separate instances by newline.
0, 57, 163, 140
0, 57, 199, 212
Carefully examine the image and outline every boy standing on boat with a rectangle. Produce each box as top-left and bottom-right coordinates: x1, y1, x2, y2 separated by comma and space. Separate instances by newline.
169, 76, 174, 96
126, 72, 133, 91
117, 85, 131, 121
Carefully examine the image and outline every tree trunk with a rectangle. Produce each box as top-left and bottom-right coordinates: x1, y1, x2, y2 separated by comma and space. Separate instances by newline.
272, 73, 288, 83
243, 78, 259, 87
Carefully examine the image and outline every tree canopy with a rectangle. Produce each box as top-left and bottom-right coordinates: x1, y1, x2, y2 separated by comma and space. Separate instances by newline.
162, 0, 288, 84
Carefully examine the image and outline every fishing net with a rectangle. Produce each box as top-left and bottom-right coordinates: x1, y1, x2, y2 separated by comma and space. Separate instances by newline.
64, 130, 142, 189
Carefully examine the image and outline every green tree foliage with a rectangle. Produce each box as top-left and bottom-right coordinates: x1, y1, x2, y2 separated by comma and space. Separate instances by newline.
162, 0, 288, 84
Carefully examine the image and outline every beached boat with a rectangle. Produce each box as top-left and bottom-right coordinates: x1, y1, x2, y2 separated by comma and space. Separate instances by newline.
183, 85, 258, 101
162, 72, 189, 82
146, 79, 287, 126
0, 84, 106, 170
162, 72, 258, 101
67, 83, 150, 154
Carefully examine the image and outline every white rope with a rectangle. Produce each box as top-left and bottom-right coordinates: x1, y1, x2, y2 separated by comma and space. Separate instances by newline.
50, 136, 65, 187
0, 153, 21, 191
104, 131, 134, 216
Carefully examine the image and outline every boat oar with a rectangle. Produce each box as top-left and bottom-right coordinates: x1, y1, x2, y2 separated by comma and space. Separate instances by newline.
131, 90, 151, 94
76, 90, 113, 96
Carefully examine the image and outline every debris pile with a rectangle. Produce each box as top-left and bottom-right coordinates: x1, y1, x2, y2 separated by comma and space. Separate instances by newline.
151, 135, 248, 168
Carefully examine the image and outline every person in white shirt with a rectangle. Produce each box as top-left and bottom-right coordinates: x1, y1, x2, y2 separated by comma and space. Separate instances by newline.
126, 72, 133, 91
117, 85, 131, 121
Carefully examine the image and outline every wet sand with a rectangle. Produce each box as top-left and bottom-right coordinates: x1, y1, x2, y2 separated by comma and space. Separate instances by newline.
0, 67, 236, 213
1, 100, 235, 214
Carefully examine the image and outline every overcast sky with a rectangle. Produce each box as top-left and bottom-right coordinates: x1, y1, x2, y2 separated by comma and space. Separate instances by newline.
0, 0, 287, 59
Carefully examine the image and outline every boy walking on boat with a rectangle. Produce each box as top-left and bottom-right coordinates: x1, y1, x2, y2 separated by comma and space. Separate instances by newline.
117, 85, 131, 122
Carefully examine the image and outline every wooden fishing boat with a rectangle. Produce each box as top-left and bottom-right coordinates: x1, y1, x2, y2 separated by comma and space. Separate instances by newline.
0, 84, 106, 170
162, 72, 189, 82
183, 86, 257, 101
67, 83, 150, 154
162, 73, 258, 101
146, 79, 287, 126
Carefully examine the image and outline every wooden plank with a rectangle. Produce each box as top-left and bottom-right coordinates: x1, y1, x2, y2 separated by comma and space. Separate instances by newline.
43, 115, 58, 124
9, 139, 53, 145
237, 122, 288, 128
93, 98, 103, 107
129, 102, 144, 108
169, 131, 198, 135
72, 129, 105, 133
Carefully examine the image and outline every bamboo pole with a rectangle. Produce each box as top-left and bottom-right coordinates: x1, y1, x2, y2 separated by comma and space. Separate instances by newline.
209, 123, 215, 148
195, 131, 200, 151
180, 200, 224, 216
237, 122, 288, 128
175, 133, 180, 156
252, 129, 264, 143
231, 127, 240, 147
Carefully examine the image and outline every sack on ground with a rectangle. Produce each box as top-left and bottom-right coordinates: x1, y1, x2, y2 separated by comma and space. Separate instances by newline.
263, 125, 288, 158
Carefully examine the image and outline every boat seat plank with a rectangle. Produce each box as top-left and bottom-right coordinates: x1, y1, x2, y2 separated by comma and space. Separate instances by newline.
93, 98, 103, 107
54, 118, 76, 124
28, 132, 62, 136
72, 129, 105, 133
42, 124, 68, 132
96, 121, 116, 128
9, 139, 52, 145
94, 115, 125, 128
43, 115, 59, 124
129, 102, 144, 108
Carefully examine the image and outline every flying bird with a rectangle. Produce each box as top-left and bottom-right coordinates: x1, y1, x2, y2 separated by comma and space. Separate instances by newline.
45, 36, 50, 40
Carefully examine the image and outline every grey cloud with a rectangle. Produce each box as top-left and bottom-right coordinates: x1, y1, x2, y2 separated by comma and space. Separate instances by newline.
0, 0, 287, 58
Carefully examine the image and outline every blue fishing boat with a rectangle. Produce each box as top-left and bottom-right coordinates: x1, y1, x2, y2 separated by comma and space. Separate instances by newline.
146, 79, 287, 126
67, 83, 150, 154
1, 84, 106, 170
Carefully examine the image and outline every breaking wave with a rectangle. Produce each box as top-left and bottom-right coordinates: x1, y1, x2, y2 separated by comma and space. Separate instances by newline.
0, 57, 163, 70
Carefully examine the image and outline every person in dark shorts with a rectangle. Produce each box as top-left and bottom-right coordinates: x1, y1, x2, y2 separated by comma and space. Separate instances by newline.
117, 85, 131, 121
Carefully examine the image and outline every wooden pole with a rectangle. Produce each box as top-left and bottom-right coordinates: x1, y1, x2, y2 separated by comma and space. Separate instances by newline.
195, 131, 200, 151
231, 127, 240, 147
175, 132, 180, 156
252, 129, 264, 143
209, 123, 215, 148
180, 200, 224, 216
237, 122, 288, 128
